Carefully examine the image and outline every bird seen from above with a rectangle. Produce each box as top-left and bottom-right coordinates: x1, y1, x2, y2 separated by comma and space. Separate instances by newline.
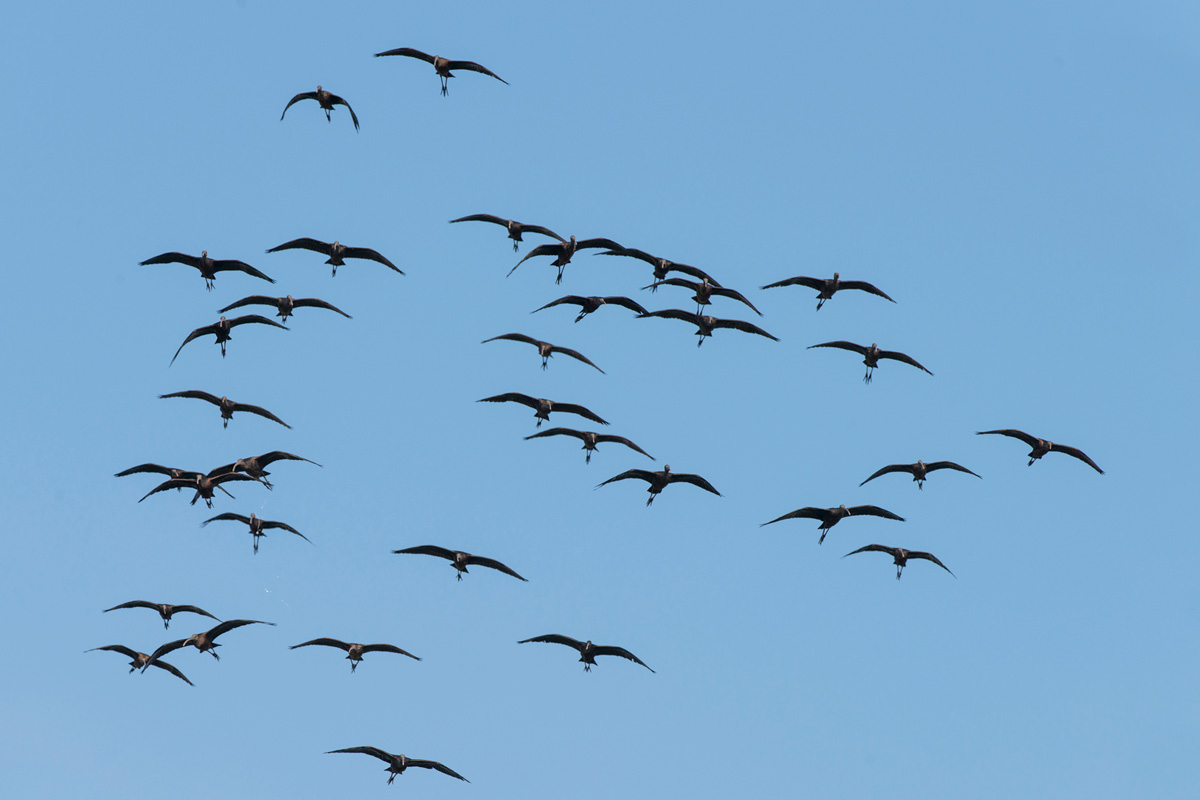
509, 235, 626, 284
975, 429, 1104, 474
326, 747, 468, 785
599, 247, 723, 288
102, 600, 220, 630
374, 47, 507, 95
137, 470, 261, 508
760, 272, 895, 310
170, 315, 288, 366
159, 390, 291, 429
596, 464, 721, 506
218, 294, 351, 322
644, 277, 761, 316
280, 85, 359, 130
525, 427, 654, 464
143, 619, 276, 669
449, 214, 564, 251
807, 340, 932, 383
859, 460, 981, 490
639, 309, 779, 346
532, 294, 648, 322
393, 545, 528, 581
87, 645, 194, 685
202, 512, 311, 554
139, 250, 274, 291
266, 237, 401, 276
290, 638, 420, 672
478, 392, 608, 428
843, 544, 955, 580
762, 504, 905, 544
210, 450, 321, 490
518, 634, 654, 673
482, 333, 604, 373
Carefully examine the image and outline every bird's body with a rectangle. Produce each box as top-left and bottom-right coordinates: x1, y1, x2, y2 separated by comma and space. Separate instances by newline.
202, 512, 310, 554
137, 470, 260, 508
478, 392, 608, 428
375, 47, 507, 95
88, 645, 194, 685
807, 341, 931, 383
482, 333, 604, 373
596, 464, 720, 506
599, 247, 722, 288
844, 544, 954, 580
532, 294, 648, 322
639, 309, 778, 346
393, 545, 527, 581
102, 600, 219, 630
509, 236, 626, 284
170, 315, 288, 365
518, 634, 654, 673
859, 460, 981, 490
210, 450, 321, 490
139, 250, 274, 291
525, 427, 653, 464
761, 272, 894, 310
644, 277, 760, 316
450, 214, 564, 251
290, 638, 420, 672
159, 390, 290, 429
266, 238, 401, 276
280, 86, 359, 130
761, 504, 904, 544
975, 429, 1103, 473
144, 619, 275, 669
327, 747, 468, 785
218, 294, 350, 322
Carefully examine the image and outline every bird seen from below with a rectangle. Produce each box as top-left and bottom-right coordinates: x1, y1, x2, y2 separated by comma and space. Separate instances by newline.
843, 544, 955, 580
290, 638, 420, 672
807, 341, 932, 383
644, 277, 761, 316
478, 392, 608, 428
532, 294, 648, 322
392, 544, 528, 581
518, 634, 654, 673
596, 464, 720, 506
639, 309, 778, 346
202, 512, 311, 554
599, 247, 722, 288
761, 272, 895, 310
144, 619, 276, 669
170, 315, 288, 366
525, 427, 654, 464
509, 235, 626, 284
102, 600, 219, 630
482, 333, 604, 373
374, 47, 507, 95
449, 214, 564, 251
859, 460, 981, 490
87, 645, 194, 685
762, 504, 905, 544
266, 237, 401, 276
210, 450, 321, 490
218, 294, 350, 322
280, 85, 359, 130
139, 250, 274, 291
137, 470, 261, 508
159, 390, 291, 429
326, 747, 468, 785
975, 429, 1104, 474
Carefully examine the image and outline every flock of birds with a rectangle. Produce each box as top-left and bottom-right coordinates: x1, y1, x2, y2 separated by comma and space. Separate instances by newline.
90, 41, 1106, 791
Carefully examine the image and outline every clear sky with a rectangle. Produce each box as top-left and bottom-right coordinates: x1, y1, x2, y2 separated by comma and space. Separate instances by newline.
2, 2, 1197, 798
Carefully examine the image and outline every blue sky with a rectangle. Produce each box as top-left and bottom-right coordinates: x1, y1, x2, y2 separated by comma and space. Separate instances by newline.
2, 2, 1197, 797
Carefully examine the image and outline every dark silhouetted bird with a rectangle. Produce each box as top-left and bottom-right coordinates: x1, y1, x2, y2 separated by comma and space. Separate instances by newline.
532, 294, 648, 322
478, 393, 608, 428
393, 545, 527, 581
290, 638, 420, 672
975, 429, 1103, 474
266, 237, 401, 276
102, 600, 219, 630
210, 451, 321, 490
808, 341, 931, 383
596, 465, 720, 506
509, 236, 626, 284
640, 309, 778, 346
761, 272, 894, 310
843, 544, 955, 580
280, 85, 359, 130
482, 333, 604, 373
326, 747, 468, 785
144, 619, 275, 669
761, 504, 904, 544
450, 214, 563, 251
644, 277, 760, 316
375, 47, 507, 95
139, 250, 274, 291
202, 512, 311, 554
525, 427, 653, 464
218, 294, 350, 321
859, 460, 980, 490
518, 634, 654, 673
170, 315, 288, 365
159, 390, 290, 429
87, 645, 194, 685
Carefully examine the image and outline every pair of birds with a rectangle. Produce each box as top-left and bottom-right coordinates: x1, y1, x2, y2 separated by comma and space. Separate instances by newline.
118, 450, 319, 506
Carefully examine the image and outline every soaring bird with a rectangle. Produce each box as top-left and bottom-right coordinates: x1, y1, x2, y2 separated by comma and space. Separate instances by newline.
137, 470, 260, 508
218, 294, 350, 321
159, 390, 291, 430
859, 460, 981, 490
87, 645, 194, 685
144, 619, 275, 668
266, 237, 401, 276
518, 634, 654, 673
102, 600, 219, 630
639, 309, 778, 346
482, 333, 604, 373
290, 638, 420, 672
115, 463, 204, 484
280, 85, 359, 130
807, 341, 931, 383
202, 512, 311, 554
170, 315, 288, 365
326, 747, 468, 785
478, 393, 608, 428
761, 504, 904, 544
643, 277, 760, 316
374, 47, 507, 95
597, 247, 722, 288
140, 250, 274, 291
532, 294, 648, 322
509, 235, 626, 284
525, 427, 654, 464
843, 544, 955, 580
449, 214, 563, 251
975, 429, 1104, 474
210, 451, 321, 490
596, 465, 720, 506
761, 272, 895, 310
392, 545, 527, 582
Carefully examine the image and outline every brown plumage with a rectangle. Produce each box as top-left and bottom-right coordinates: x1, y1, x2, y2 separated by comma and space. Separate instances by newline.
137, 470, 261, 508
280, 85, 359, 130
87, 645, 194, 685
139, 250, 274, 291
639, 308, 778, 346
509, 236, 627, 284
143, 619, 275, 669
808, 341, 932, 383
598, 247, 722, 288
596, 464, 720, 506
375, 47, 507, 95
761, 272, 895, 310
170, 315, 288, 366
976, 429, 1103, 473
478, 392, 608, 428
525, 427, 654, 464
266, 238, 401, 276
532, 294, 648, 322
644, 277, 760, 316
290, 638, 420, 672
326, 747, 468, 785
859, 460, 981, 490
761, 504, 904, 544
392, 545, 527, 581
450, 214, 564, 251
159, 390, 291, 429
843, 544, 955, 580
210, 451, 321, 490
482, 333, 604, 373
202, 512, 311, 554
518, 634, 654, 673
218, 294, 350, 321
102, 600, 219, 630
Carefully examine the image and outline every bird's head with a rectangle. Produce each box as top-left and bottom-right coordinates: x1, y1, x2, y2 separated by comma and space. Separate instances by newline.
832, 271, 839, 279
316, 84, 323, 91
201, 250, 208, 258
663, 464, 672, 474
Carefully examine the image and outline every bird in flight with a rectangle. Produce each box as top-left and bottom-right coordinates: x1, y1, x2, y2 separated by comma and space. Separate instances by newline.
280, 85, 359, 130
290, 638, 420, 672
808, 341, 931, 383
170, 315, 288, 365
137, 470, 261, 508
140, 250, 274, 291
518, 634, 654, 673
596, 465, 720, 506
326, 747, 468, 785
843, 544, 955, 580
392, 545, 527, 581
639, 309, 778, 347
209, 451, 321, 490
375, 47, 507, 95
450, 214, 563, 251
975, 429, 1103, 474
644, 277, 760, 316
87, 645, 194, 685
218, 294, 350, 322
159, 390, 291, 429
482, 333, 604, 373
266, 237, 401, 276
509, 235, 626, 284
102, 600, 219, 630
761, 504, 904, 544
143, 619, 275, 669
761, 272, 894, 310
859, 460, 980, 490
202, 512, 311, 554
532, 294, 648, 322
525, 427, 653, 464
478, 393, 608, 428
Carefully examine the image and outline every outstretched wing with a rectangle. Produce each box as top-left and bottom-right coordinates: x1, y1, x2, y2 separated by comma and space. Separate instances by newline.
206, 619, 275, 642
291, 298, 352, 318
114, 463, 201, 479
548, 345, 605, 373
711, 286, 762, 315
280, 91, 317, 120
148, 658, 195, 686
464, 554, 528, 581
639, 308, 702, 325
508, 243, 563, 276
858, 464, 912, 486
532, 296, 587, 313
228, 401, 291, 428
761, 275, 824, 291
478, 392, 539, 410
601, 296, 649, 314
102, 600, 158, 614
170, 323, 220, 366
524, 427, 587, 443
211, 259, 274, 283
847, 505, 905, 521
592, 645, 655, 672
878, 349, 933, 376
975, 429, 1040, 447
1053, 444, 1104, 474
839, 280, 895, 302
406, 759, 469, 782
444, 59, 507, 85
373, 47, 436, 64
227, 314, 289, 332
260, 520, 311, 544
255, 450, 321, 468
144, 638, 187, 667
709, 317, 778, 341
201, 512, 252, 526
517, 223, 564, 242
807, 340, 868, 356
140, 251, 201, 269
393, 544, 457, 561
170, 605, 221, 623
518, 634, 585, 652
267, 237, 333, 257
326, 745, 395, 763
218, 295, 277, 314
596, 469, 657, 488
549, 402, 608, 425
842, 543, 899, 559
290, 637, 351, 652
594, 434, 654, 460
87, 644, 140, 660
482, 332, 541, 347
667, 472, 722, 497
326, 93, 359, 131
361, 643, 422, 660
925, 461, 982, 479
342, 246, 401, 273
908, 550, 956, 576
761, 507, 827, 526
159, 389, 221, 406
